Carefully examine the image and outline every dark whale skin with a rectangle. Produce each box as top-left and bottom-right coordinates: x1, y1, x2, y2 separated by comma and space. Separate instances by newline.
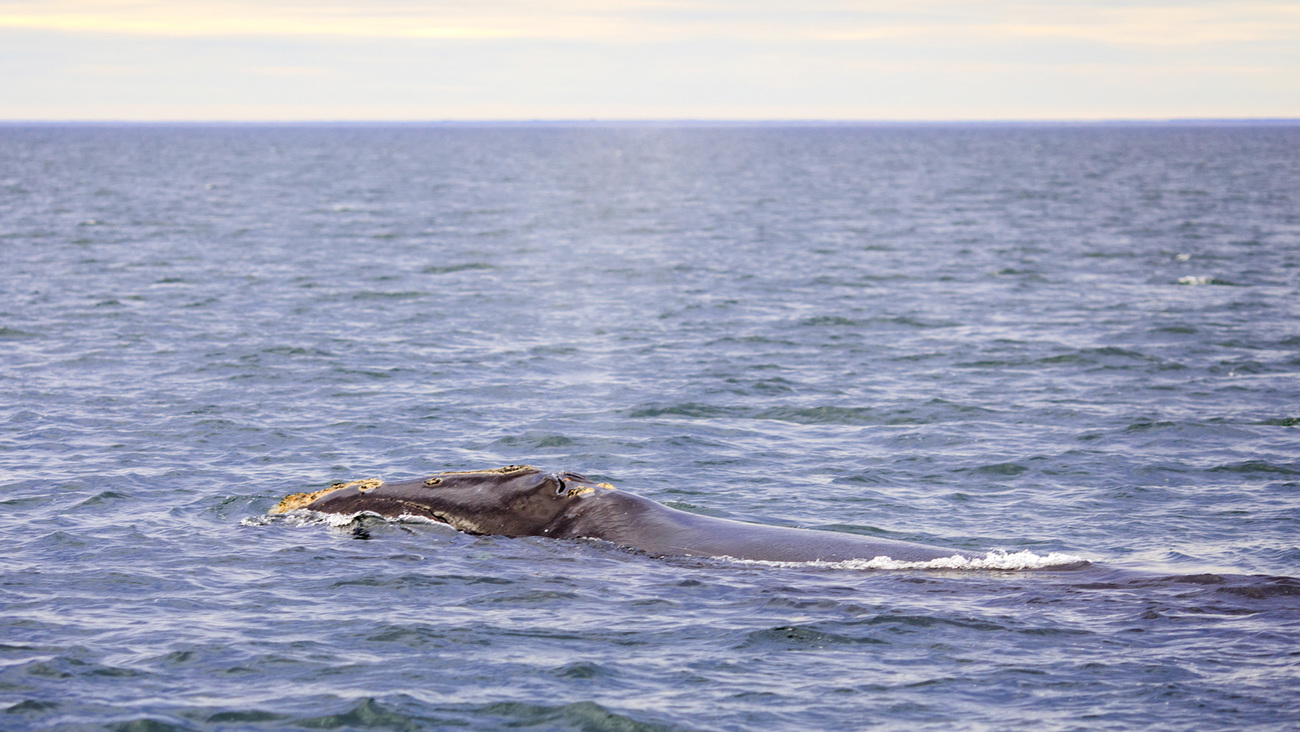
552, 489, 965, 563
270, 465, 970, 563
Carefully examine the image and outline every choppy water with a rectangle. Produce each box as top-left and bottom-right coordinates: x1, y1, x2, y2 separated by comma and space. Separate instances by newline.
2, 123, 1298, 730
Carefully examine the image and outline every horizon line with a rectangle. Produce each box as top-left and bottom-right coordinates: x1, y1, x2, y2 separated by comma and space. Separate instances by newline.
2, 117, 1298, 126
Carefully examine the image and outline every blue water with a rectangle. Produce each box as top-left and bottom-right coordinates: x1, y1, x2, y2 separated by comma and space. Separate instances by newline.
2, 123, 1298, 730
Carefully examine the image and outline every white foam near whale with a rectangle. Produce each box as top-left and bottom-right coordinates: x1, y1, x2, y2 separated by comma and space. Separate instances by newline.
240, 509, 389, 528
722, 549, 1089, 571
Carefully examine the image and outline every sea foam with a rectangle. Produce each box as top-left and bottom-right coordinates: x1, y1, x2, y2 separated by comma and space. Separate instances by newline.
720, 549, 1089, 571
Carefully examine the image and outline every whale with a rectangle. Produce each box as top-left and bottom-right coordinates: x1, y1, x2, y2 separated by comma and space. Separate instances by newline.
269, 464, 984, 564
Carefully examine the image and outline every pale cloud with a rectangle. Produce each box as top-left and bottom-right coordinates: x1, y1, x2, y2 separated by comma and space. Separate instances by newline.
73, 63, 154, 76
816, 3, 1300, 46
0, 0, 1295, 119
983, 4, 1300, 46
250, 66, 332, 76
0, 1, 582, 38
1, 0, 1297, 46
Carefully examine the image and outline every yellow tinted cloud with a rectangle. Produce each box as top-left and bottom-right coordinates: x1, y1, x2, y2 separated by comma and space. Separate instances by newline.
992, 3, 1300, 46
0, 0, 623, 38
819, 3, 1300, 45
1, 0, 1296, 46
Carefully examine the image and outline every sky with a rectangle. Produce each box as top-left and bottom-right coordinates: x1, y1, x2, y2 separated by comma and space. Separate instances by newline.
1, 0, 1297, 121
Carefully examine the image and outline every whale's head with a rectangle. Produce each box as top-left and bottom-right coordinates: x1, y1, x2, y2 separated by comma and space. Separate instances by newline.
271, 465, 615, 537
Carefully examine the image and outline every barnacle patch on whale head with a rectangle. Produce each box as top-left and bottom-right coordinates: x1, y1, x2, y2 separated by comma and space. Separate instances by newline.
431, 464, 536, 477
269, 478, 384, 514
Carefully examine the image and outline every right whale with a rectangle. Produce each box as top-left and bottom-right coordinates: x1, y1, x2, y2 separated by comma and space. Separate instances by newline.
270, 464, 1083, 567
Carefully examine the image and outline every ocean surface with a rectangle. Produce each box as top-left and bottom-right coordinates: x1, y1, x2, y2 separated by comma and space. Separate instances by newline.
1, 123, 1298, 730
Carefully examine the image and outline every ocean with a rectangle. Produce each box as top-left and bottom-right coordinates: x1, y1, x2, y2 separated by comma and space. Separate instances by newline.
1, 123, 1298, 730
